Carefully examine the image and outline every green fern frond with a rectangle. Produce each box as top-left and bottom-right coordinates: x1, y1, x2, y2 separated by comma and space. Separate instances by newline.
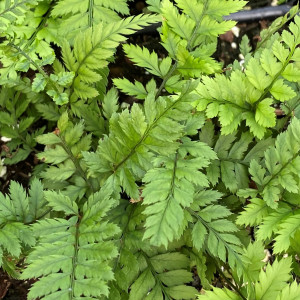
188, 190, 243, 274
255, 258, 292, 300
115, 247, 198, 300
51, 0, 130, 40
22, 190, 120, 299
36, 112, 92, 199
195, 16, 300, 138
0, 179, 46, 276
247, 117, 300, 209
123, 44, 172, 78
0, 0, 41, 31
62, 14, 160, 101
276, 281, 300, 300
142, 138, 216, 247
199, 121, 274, 192
199, 257, 297, 300
83, 81, 199, 198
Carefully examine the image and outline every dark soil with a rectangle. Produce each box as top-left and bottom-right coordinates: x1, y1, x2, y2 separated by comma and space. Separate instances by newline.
0, 272, 34, 300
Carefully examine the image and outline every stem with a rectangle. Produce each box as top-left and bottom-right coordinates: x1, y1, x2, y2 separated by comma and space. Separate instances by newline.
254, 6, 298, 54
88, 0, 94, 27
216, 265, 247, 300
113, 204, 135, 272
140, 250, 171, 300
59, 136, 95, 193
186, 0, 209, 51
69, 216, 81, 300
155, 62, 178, 98
8, 43, 61, 94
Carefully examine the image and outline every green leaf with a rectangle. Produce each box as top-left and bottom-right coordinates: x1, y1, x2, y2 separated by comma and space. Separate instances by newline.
44, 191, 78, 216
255, 98, 276, 127
123, 44, 171, 77
276, 281, 300, 300
198, 287, 241, 300
28, 178, 46, 221
113, 78, 147, 100
129, 268, 155, 300
50, 71, 75, 86
270, 79, 296, 101
47, 90, 69, 105
102, 88, 119, 119
274, 214, 300, 253
192, 221, 207, 251
32, 73, 47, 93
0, 229, 21, 257
37, 145, 69, 165
245, 58, 271, 91
255, 258, 292, 300
36, 133, 61, 145
41, 159, 76, 182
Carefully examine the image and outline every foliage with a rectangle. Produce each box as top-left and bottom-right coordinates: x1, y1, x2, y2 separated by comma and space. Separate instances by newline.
0, 0, 300, 299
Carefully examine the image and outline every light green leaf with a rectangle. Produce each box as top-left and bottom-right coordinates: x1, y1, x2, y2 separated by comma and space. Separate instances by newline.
32, 73, 47, 92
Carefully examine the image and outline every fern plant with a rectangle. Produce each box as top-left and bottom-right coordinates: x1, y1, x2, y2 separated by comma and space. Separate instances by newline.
0, 0, 300, 299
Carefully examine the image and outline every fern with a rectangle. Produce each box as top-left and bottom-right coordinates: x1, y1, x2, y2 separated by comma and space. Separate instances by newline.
195, 16, 300, 138
142, 138, 216, 247
188, 189, 244, 276
22, 190, 120, 299
239, 117, 300, 209
107, 201, 198, 300
199, 257, 299, 300
83, 80, 200, 199
62, 14, 160, 101
236, 118, 300, 255
199, 121, 274, 192
51, 0, 130, 40
0, 179, 46, 277
1, 0, 300, 299
0, 0, 41, 31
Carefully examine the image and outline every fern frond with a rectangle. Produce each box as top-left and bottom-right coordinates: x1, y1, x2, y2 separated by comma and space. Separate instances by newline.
62, 14, 160, 100
142, 139, 216, 247
116, 248, 198, 300
255, 258, 292, 300
246, 117, 300, 209
51, 0, 130, 40
199, 121, 274, 192
276, 281, 300, 300
123, 44, 172, 78
199, 257, 296, 300
195, 16, 300, 138
113, 78, 148, 100
36, 113, 92, 199
188, 190, 243, 274
0, 179, 46, 276
22, 191, 120, 299
0, 0, 41, 31
83, 81, 199, 198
